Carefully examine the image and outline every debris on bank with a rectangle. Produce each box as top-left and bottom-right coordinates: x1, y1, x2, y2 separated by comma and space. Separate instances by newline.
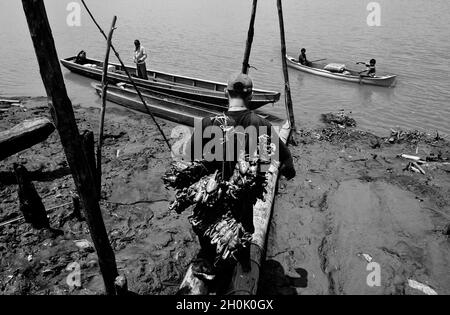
321, 111, 357, 128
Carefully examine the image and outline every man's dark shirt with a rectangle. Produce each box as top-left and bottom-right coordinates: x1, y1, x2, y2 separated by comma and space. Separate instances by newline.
185, 109, 294, 233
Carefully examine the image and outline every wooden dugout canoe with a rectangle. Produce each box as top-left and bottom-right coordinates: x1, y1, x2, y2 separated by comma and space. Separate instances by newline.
62, 56, 281, 110
286, 55, 397, 87
92, 83, 221, 127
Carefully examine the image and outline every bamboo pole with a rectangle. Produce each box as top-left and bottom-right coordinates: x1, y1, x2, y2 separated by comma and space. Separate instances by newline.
276, 0, 296, 130
242, 0, 258, 74
97, 16, 117, 197
80, 0, 172, 152
21, 0, 118, 295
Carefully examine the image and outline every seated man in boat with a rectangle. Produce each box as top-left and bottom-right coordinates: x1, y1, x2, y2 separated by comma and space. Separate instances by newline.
357, 58, 377, 77
185, 73, 296, 282
75, 50, 87, 64
133, 39, 149, 80
298, 48, 311, 66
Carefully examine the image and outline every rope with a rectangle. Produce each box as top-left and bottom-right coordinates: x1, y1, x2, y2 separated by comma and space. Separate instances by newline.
80, 0, 172, 152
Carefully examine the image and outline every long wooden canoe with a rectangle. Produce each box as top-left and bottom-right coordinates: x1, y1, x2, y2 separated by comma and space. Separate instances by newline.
286, 55, 397, 87
62, 56, 280, 110
92, 83, 221, 127
178, 121, 291, 295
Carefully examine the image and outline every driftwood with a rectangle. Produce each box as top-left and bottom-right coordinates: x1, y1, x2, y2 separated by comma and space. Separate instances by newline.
178, 122, 291, 295
14, 164, 50, 229
22, 0, 118, 295
0, 117, 55, 161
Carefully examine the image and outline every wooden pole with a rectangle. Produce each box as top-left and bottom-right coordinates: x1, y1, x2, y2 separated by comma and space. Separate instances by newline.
80, 0, 172, 152
276, 0, 296, 130
14, 164, 50, 229
21, 0, 118, 295
81, 130, 98, 199
242, 0, 258, 74
97, 16, 117, 198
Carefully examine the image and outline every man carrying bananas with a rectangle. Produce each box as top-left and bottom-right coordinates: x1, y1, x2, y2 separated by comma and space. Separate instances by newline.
184, 73, 296, 291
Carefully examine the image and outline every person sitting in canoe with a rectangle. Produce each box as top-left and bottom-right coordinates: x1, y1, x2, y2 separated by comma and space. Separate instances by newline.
357, 59, 377, 77
298, 48, 312, 67
133, 39, 148, 80
75, 50, 87, 64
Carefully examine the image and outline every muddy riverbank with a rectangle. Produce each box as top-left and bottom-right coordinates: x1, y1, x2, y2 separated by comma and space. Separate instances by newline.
1, 98, 449, 295
260, 118, 450, 295
0, 98, 197, 295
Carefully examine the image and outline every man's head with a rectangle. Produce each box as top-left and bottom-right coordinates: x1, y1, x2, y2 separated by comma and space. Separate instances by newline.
301, 48, 306, 54
370, 58, 376, 65
225, 73, 253, 106
134, 40, 140, 48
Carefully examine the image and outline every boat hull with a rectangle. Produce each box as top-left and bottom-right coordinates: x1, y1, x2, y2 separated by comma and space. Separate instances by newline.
93, 83, 220, 127
286, 55, 397, 87
62, 56, 280, 110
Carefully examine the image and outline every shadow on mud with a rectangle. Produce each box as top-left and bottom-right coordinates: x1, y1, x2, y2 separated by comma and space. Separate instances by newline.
258, 259, 308, 295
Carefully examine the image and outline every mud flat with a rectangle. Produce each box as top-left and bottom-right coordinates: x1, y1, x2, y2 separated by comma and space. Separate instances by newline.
0, 97, 197, 295
259, 119, 450, 295
1, 98, 449, 295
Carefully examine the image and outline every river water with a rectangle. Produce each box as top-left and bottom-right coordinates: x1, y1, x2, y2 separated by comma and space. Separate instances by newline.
1, 0, 449, 135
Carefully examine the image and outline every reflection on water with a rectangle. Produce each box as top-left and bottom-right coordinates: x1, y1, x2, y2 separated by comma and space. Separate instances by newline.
0, 0, 449, 136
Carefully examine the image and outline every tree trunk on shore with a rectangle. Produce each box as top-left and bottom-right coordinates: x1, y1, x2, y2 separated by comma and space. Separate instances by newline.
21, 0, 118, 295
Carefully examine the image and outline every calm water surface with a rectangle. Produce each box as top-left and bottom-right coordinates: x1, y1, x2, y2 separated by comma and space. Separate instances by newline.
0, 0, 449, 135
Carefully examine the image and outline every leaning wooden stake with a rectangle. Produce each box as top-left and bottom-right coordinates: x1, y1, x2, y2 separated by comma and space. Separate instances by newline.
276, 0, 296, 130
81, 0, 172, 152
242, 0, 258, 74
97, 16, 117, 197
21, 0, 118, 295
14, 164, 50, 229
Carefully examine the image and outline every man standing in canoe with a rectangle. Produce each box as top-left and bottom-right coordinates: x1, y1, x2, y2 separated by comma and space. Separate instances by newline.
133, 39, 148, 80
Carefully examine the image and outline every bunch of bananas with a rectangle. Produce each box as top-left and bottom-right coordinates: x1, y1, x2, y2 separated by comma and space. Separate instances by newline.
162, 160, 210, 189
164, 155, 267, 264
168, 170, 224, 214
205, 213, 252, 262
